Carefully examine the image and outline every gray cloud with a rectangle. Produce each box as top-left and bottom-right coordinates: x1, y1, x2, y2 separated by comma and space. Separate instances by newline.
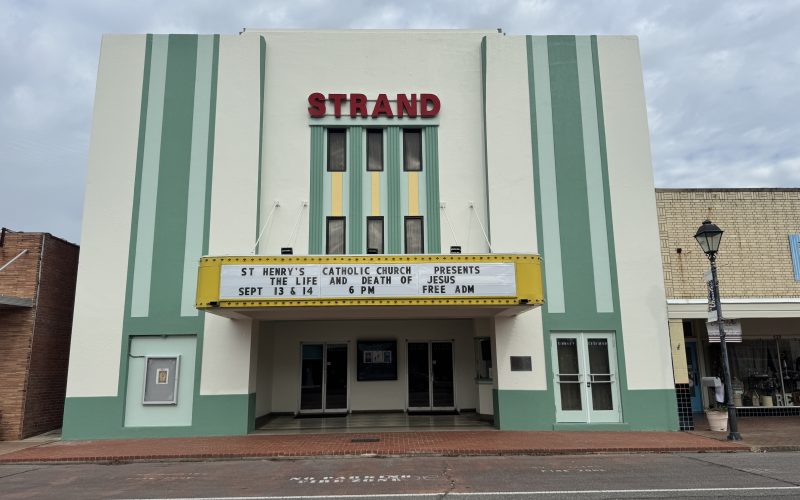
1, 0, 797, 243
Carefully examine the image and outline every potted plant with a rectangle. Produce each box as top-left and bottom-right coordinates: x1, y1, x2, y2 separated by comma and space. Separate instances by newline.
706, 403, 728, 431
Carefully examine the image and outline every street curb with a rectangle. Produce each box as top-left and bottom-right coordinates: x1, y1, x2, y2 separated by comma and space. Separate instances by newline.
0, 446, 749, 465
748, 445, 800, 453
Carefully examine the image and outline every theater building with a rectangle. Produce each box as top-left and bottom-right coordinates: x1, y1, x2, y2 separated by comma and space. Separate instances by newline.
63, 29, 677, 439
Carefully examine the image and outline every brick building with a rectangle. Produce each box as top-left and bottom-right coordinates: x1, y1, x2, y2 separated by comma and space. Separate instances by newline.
0, 229, 79, 440
656, 189, 800, 429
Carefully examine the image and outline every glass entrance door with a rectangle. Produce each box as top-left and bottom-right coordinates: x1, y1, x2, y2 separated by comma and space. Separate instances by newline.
300, 343, 348, 414
552, 333, 621, 423
407, 341, 455, 411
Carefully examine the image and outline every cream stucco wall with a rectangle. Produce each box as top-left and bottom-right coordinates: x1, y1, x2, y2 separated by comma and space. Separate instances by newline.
199, 35, 263, 395
66, 36, 145, 397
244, 29, 499, 255
597, 37, 673, 390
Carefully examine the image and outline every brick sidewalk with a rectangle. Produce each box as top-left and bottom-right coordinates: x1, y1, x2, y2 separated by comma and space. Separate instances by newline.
0, 430, 745, 463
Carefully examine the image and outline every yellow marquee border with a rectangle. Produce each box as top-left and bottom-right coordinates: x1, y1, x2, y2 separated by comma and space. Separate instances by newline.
196, 254, 543, 309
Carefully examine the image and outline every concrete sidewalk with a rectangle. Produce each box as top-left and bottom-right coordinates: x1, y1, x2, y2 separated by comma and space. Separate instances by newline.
0, 429, 745, 464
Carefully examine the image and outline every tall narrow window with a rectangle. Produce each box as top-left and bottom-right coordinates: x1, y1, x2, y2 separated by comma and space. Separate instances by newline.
367, 129, 383, 172
326, 217, 346, 254
403, 129, 422, 171
405, 216, 424, 254
327, 129, 346, 172
366, 217, 384, 254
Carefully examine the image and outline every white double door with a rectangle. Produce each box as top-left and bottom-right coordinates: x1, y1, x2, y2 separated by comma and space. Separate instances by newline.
552, 332, 621, 423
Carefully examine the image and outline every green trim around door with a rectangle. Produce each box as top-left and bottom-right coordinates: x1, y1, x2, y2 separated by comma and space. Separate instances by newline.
493, 388, 678, 431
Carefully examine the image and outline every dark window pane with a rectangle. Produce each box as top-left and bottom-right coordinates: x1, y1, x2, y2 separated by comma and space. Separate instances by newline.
327, 129, 346, 171
403, 129, 422, 171
367, 217, 384, 254
367, 129, 383, 171
587, 338, 613, 411
431, 342, 454, 407
300, 344, 324, 410
404, 216, 424, 254
408, 342, 430, 408
325, 344, 348, 410
556, 337, 582, 411
326, 217, 345, 254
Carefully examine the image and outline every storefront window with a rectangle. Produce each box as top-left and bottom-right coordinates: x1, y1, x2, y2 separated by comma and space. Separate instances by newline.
711, 337, 800, 407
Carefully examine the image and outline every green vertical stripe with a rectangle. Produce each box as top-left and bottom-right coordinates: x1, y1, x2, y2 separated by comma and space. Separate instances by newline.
548, 35, 595, 315
480, 37, 491, 246
181, 35, 215, 317
308, 127, 324, 254
149, 35, 198, 319
386, 126, 402, 254
255, 36, 266, 252
424, 127, 441, 253
203, 35, 220, 257
130, 35, 168, 317
575, 36, 613, 313
348, 127, 364, 253
530, 36, 565, 314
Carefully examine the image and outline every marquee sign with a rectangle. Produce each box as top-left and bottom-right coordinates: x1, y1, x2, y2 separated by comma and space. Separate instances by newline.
196, 254, 542, 310
221, 262, 515, 300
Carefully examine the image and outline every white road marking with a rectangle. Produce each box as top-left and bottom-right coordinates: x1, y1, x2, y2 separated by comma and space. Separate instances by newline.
119, 485, 800, 500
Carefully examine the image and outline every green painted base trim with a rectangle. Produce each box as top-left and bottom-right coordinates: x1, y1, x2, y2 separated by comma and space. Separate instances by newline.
493, 389, 555, 430
493, 388, 679, 431
620, 389, 680, 431
62, 393, 256, 440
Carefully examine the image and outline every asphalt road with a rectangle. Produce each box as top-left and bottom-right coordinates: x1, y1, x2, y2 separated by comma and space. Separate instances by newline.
1, 452, 799, 499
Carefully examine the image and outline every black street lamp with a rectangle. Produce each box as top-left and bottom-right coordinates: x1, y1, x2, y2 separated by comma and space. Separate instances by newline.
694, 219, 742, 441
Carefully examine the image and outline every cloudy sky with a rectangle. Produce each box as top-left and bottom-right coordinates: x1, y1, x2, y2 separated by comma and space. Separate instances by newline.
1, 0, 798, 243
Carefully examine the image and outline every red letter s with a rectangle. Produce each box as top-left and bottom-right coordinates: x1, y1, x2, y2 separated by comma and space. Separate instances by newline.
308, 92, 325, 118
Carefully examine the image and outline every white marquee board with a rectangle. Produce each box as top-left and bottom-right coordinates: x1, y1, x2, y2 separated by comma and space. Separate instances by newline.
219, 262, 516, 300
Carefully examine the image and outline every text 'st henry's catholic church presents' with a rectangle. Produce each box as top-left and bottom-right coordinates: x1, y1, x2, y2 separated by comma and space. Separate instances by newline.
64, 29, 677, 439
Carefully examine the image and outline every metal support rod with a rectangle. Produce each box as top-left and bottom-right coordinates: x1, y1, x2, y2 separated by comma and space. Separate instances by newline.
253, 201, 281, 254
439, 203, 460, 247
709, 254, 742, 441
285, 201, 309, 249
469, 202, 493, 253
